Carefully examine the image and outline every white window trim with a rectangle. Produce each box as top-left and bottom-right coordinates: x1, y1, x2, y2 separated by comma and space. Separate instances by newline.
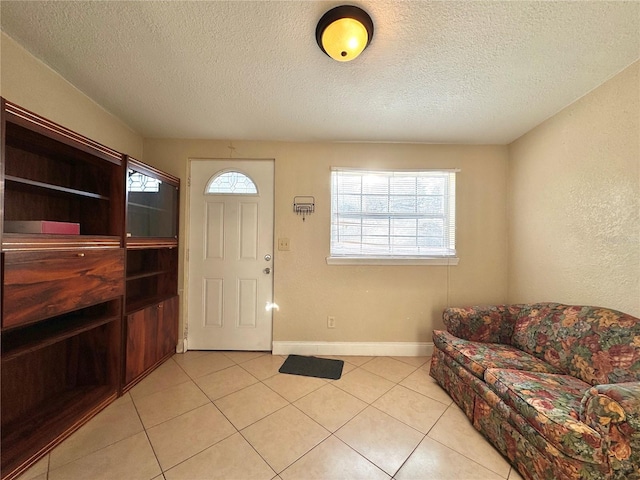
330, 167, 459, 263
326, 256, 459, 266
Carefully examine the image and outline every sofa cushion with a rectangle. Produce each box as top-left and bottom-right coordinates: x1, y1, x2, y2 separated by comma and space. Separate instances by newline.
433, 330, 562, 380
485, 368, 604, 465
443, 304, 516, 344
511, 304, 640, 385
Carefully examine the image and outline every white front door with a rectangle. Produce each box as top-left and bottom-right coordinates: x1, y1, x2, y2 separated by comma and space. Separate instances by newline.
187, 159, 274, 350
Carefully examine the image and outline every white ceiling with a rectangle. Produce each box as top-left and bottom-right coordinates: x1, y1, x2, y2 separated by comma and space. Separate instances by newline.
1, 1, 638, 144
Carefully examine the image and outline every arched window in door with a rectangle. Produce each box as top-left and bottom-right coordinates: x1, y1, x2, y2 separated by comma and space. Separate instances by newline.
205, 170, 258, 195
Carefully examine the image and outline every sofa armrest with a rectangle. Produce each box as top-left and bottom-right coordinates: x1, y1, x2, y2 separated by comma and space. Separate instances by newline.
581, 382, 640, 474
442, 305, 515, 344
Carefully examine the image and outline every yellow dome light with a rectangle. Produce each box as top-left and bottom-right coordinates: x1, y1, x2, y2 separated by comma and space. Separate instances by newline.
316, 5, 374, 62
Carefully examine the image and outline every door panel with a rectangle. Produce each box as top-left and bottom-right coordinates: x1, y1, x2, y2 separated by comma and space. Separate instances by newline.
205, 202, 224, 259
238, 278, 257, 327
204, 277, 224, 327
239, 203, 258, 260
187, 160, 274, 350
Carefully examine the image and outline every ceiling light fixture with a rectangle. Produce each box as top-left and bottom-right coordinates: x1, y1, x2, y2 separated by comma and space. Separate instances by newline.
316, 5, 374, 62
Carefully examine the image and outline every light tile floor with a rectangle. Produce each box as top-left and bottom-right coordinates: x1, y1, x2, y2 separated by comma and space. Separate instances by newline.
17, 352, 525, 480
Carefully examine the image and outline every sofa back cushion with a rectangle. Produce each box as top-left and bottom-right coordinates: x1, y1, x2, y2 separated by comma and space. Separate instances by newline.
443, 304, 516, 344
510, 303, 640, 385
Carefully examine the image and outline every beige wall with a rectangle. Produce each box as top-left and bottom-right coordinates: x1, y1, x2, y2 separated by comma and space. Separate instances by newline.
2, 29, 509, 347
508, 61, 640, 316
144, 139, 509, 344
0, 32, 143, 157
5, 26, 637, 347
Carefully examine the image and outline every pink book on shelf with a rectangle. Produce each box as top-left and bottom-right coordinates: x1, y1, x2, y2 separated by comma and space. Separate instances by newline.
4, 220, 81, 234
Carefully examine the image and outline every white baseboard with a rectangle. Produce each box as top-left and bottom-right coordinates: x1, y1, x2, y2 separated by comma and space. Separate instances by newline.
271, 341, 433, 357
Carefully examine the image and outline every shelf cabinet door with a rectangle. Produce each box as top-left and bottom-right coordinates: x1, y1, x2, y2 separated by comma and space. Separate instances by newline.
124, 308, 158, 384
124, 296, 178, 386
126, 159, 179, 239
156, 296, 178, 361
3, 249, 125, 329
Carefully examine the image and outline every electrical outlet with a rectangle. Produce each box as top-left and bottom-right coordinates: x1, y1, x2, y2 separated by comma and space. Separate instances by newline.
327, 316, 336, 328
278, 238, 290, 251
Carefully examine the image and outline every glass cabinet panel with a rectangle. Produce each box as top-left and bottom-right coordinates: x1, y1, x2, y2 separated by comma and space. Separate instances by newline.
126, 167, 178, 238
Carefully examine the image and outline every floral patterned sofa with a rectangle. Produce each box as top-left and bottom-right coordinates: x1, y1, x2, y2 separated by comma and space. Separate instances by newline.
429, 303, 640, 480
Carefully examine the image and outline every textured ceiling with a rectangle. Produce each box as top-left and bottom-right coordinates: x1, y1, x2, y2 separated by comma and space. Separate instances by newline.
1, 1, 639, 144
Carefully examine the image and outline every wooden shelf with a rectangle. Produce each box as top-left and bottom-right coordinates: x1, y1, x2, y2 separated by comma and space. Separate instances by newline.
1, 386, 116, 479
2, 313, 120, 362
2, 233, 121, 252
124, 246, 178, 318
5, 175, 110, 200
125, 293, 177, 315
128, 202, 169, 212
125, 238, 178, 249
127, 268, 173, 281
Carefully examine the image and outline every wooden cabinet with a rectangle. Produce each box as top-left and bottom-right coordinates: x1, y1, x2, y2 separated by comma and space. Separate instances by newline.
1, 99, 125, 479
0, 100, 180, 480
122, 158, 180, 391
125, 296, 178, 384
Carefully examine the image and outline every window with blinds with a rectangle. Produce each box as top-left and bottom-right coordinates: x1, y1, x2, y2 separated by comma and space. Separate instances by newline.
330, 168, 457, 258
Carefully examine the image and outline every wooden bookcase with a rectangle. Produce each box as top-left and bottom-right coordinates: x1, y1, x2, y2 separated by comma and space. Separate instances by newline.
0, 101, 180, 480
0, 99, 125, 479
122, 158, 179, 391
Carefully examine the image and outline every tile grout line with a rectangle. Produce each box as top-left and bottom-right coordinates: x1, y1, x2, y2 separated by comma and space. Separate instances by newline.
145, 353, 246, 475
152, 352, 271, 477
390, 431, 428, 479
45, 394, 149, 476
167, 354, 488, 480
30, 354, 492, 480
227, 355, 377, 476
45, 451, 51, 480
129, 390, 165, 477
233, 356, 310, 477
428, 428, 511, 479
332, 360, 422, 479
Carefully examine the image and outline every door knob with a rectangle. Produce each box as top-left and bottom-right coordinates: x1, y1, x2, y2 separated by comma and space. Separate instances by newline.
263, 267, 271, 274
264, 254, 272, 261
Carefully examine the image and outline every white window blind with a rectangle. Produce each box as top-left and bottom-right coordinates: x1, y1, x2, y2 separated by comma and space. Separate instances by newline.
330, 168, 457, 258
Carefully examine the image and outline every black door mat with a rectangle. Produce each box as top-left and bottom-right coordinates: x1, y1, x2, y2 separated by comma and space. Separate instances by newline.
279, 355, 344, 380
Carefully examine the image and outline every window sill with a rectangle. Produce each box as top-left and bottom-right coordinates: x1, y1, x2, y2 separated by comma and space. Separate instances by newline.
325, 256, 459, 266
